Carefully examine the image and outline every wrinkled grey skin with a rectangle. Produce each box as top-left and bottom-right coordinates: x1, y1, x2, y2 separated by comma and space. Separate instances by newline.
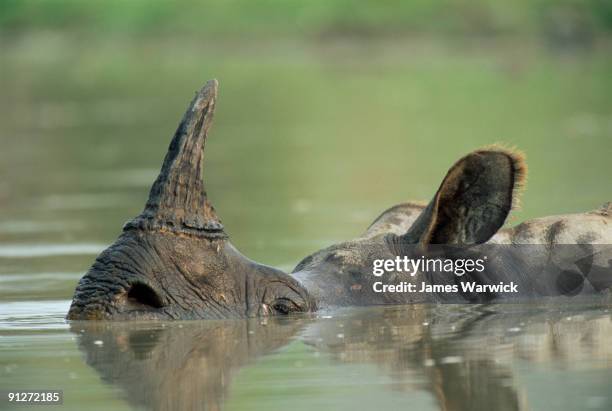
68, 80, 611, 320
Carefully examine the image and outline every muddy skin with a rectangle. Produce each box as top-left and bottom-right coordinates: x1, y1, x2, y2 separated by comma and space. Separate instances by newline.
67, 80, 314, 320
68, 80, 611, 320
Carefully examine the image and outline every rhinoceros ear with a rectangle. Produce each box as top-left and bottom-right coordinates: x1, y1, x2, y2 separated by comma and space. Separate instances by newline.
124, 80, 226, 238
402, 147, 526, 245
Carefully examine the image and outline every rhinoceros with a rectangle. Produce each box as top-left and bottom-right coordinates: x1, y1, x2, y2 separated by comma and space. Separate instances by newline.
67, 80, 612, 320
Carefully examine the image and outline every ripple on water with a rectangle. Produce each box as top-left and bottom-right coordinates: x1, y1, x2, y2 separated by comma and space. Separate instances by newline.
0, 300, 71, 331
0, 243, 105, 258
0, 220, 84, 234
0, 272, 82, 302
41, 193, 132, 210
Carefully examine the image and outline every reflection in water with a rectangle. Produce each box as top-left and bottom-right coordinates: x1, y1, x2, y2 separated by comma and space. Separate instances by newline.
72, 318, 307, 411
73, 304, 612, 411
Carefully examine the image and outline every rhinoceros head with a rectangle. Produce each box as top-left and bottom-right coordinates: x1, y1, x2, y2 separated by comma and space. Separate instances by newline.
67, 80, 314, 320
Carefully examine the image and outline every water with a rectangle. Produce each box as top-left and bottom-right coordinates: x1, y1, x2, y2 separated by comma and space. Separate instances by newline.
1, 30, 611, 410
1, 304, 612, 410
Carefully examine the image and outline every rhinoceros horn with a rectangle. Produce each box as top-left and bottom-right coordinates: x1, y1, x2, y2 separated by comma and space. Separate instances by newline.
124, 79, 225, 238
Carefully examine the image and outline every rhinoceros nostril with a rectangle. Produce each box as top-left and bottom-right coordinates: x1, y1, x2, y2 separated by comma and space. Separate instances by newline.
126, 283, 164, 309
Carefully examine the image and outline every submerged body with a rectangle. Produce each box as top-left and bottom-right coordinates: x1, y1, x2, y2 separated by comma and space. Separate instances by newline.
67, 80, 612, 320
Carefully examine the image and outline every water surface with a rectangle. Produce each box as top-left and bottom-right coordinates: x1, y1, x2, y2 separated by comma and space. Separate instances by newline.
1, 302, 612, 410
1, 30, 611, 411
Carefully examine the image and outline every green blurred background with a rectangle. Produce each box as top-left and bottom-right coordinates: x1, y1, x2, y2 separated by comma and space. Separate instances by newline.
1, 0, 611, 270
0, 3, 611, 410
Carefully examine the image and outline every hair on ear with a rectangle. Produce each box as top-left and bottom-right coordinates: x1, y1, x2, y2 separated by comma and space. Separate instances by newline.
477, 144, 527, 212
